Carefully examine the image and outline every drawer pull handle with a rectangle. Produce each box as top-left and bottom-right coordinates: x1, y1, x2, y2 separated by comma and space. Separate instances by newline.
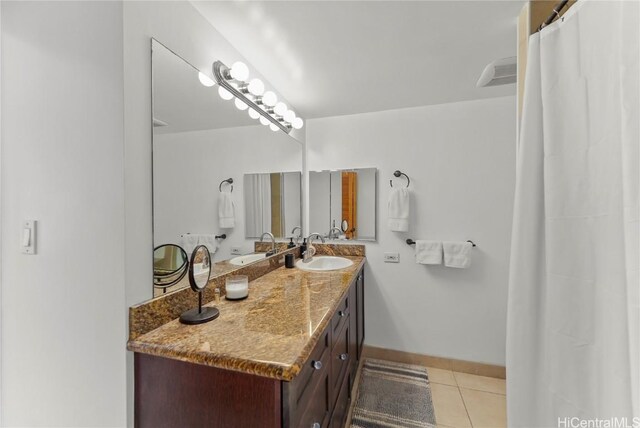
312, 360, 323, 370
338, 310, 347, 317
339, 353, 348, 361
358, 275, 362, 281
312, 423, 321, 428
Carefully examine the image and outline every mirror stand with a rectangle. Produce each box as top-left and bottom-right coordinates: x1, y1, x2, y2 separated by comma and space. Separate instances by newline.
179, 245, 219, 325
179, 291, 219, 325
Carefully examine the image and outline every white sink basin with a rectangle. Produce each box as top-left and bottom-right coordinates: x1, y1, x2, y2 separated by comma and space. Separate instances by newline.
230, 253, 267, 266
296, 256, 353, 272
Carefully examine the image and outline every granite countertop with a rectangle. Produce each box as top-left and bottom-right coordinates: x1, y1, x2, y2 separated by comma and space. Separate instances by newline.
128, 256, 365, 381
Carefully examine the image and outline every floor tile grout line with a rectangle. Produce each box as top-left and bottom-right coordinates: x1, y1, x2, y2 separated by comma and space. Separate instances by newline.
457, 384, 475, 428
458, 386, 507, 396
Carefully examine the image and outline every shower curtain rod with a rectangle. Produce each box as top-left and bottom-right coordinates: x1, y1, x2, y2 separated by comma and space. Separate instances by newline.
538, 0, 571, 31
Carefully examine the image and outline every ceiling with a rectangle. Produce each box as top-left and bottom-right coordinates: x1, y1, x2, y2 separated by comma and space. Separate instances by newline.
191, 0, 525, 119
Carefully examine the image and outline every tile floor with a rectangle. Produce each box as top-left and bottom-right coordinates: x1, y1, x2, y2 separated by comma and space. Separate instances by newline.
427, 367, 506, 428
346, 363, 507, 428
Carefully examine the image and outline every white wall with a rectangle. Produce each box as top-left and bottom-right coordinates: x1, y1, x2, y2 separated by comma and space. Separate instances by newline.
153, 125, 302, 260
1, 2, 126, 426
307, 96, 515, 365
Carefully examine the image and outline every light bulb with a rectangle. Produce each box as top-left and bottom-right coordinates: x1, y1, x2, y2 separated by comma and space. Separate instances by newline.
269, 123, 279, 132
247, 79, 264, 96
259, 116, 270, 126
198, 72, 215, 87
292, 117, 304, 129
248, 108, 261, 119
283, 110, 296, 123
218, 86, 233, 101
262, 91, 277, 107
234, 98, 248, 111
274, 102, 287, 116
230, 61, 249, 81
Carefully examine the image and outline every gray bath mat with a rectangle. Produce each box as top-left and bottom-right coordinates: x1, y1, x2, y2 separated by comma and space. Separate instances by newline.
350, 358, 437, 428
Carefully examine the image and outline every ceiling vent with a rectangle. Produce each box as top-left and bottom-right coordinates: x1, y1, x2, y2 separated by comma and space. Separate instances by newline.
476, 56, 517, 87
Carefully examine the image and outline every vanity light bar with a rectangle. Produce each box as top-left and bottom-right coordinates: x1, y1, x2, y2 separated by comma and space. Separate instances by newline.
212, 60, 302, 134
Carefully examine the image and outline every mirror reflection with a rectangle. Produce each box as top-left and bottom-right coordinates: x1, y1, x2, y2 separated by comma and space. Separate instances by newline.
244, 172, 302, 239
153, 244, 189, 290
189, 245, 211, 291
151, 40, 303, 297
309, 168, 377, 241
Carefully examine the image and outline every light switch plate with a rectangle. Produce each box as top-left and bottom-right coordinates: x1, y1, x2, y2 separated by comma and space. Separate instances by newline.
230, 247, 242, 255
384, 252, 399, 263
22, 220, 36, 255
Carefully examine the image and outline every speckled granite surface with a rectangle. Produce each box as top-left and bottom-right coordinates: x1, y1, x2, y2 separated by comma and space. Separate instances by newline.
128, 255, 365, 381
132, 246, 301, 340
313, 243, 366, 256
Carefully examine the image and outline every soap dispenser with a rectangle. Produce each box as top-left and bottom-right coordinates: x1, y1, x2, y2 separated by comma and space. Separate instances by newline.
287, 237, 295, 249
301, 238, 307, 254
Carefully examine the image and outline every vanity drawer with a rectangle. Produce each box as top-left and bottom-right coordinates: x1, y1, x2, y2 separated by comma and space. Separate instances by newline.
331, 320, 351, 403
330, 293, 350, 347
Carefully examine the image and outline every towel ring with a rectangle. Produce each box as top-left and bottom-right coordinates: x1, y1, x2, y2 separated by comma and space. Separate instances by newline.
390, 170, 410, 188
219, 178, 233, 192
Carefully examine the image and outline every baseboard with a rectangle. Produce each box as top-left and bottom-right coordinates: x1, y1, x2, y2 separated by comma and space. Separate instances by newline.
361, 345, 506, 379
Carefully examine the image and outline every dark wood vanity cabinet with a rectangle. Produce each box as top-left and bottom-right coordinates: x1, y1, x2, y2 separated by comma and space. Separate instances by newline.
282, 266, 364, 428
134, 266, 365, 428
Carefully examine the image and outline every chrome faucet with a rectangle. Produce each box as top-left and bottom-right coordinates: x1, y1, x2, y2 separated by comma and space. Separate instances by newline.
260, 232, 276, 256
328, 227, 342, 240
291, 226, 302, 244
303, 233, 325, 262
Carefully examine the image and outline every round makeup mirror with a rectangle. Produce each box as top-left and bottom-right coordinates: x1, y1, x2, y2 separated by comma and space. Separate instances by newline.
153, 244, 188, 290
188, 245, 211, 292
180, 245, 219, 325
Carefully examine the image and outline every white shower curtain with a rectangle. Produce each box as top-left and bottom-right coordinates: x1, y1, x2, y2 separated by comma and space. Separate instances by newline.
507, 1, 639, 426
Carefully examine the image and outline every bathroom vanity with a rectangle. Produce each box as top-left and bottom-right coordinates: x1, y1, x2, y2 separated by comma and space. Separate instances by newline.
128, 249, 365, 428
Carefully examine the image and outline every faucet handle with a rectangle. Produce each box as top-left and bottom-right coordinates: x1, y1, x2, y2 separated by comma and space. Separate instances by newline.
306, 245, 316, 258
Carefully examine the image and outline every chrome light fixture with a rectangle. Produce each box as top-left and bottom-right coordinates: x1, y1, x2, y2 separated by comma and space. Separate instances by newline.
212, 60, 303, 133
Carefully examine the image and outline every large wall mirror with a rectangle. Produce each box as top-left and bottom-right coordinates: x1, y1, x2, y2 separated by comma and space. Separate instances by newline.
152, 40, 303, 296
308, 168, 377, 241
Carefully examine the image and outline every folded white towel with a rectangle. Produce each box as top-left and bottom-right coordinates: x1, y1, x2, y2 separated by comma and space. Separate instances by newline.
180, 234, 200, 257
218, 189, 235, 229
443, 241, 473, 268
198, 234, 218, 256
415, 240, 443, 264
388, 187, 410, 232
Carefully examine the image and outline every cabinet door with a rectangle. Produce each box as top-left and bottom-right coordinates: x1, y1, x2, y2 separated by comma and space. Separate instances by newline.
356, 268, 365, 359
297, 372, 332, 428
330, 369, 351, 428
349, 282, 358, 390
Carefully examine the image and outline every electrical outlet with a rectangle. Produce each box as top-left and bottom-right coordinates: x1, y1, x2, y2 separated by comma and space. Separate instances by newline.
230, 247, 242, 255
384, 252, 400, 263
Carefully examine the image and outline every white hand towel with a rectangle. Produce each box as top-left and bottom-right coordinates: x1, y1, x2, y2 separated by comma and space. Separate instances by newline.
198, 234, 218, 256
388, 187, 410, 232
443, 241, 473, 268
180, 234, 199, 257
218, 189, 235, 229
415, 240, 443, 264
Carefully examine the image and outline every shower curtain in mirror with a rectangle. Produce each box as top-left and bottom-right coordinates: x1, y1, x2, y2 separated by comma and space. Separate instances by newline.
507, 1, 639, 426
244, 174, 272, 238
